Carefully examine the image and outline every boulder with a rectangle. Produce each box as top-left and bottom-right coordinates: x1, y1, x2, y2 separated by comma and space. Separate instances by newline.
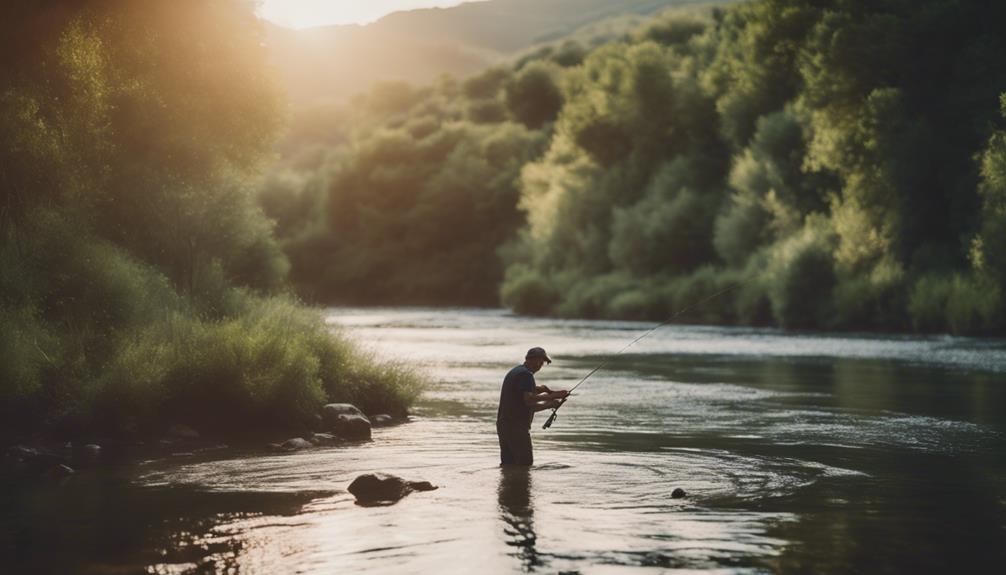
45, 464, 75, 481
332, 414, 372, 441
370, 414, 394, 426
322, 403, 365, 428
280, 438, 313, 451
347, 473, 438, 505
308, 433, 338, 445
168, 424, 200, 440
671, 487, 687, 499
83, 444, 102, 458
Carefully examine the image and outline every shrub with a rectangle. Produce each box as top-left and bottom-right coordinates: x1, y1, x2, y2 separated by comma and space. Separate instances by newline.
608, 287, 665, 320
832, 257, 906, 330
319, 343, 425, 418
665, 266, 740, 324
713, 189, 770, 266
0, 306, 56, 415
720, 254, 772, 325
767, 218, 837, 328
609, 188, 716, 276
946, 275, 1002, 334
907, 273, 953, 332
84, 296, 426, 437
551, 274, 634, 318
909, 273, 1002, 334
500, 265, 558, 315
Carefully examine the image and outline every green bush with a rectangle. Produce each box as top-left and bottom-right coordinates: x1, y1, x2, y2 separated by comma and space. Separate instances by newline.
500, 266, 558, 315
88, 296, 427, 436
714, 189, 770, 266
159, 297, 422, 433
767, 219, 837, 328
909, 273, 1002, 334
946, 275, 1002, 334
907, 273, 953, 332
665, 267, 740, 324
0, 306, 56, 411
92, 327, 173, 434
319, 344, 425, 418
554, 273, 635, 318
831, 258, 906, 330
608, 287, 666, 320
609, 188, 716, 276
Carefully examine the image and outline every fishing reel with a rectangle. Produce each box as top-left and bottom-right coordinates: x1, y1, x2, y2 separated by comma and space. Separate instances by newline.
542, 396, 567, 429
542, 410, 558, 429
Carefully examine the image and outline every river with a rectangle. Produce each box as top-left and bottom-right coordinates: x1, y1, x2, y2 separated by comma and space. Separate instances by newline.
4, 307, 1006, 573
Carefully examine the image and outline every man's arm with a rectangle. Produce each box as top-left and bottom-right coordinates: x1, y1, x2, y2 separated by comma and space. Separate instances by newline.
523, 390, 569, 412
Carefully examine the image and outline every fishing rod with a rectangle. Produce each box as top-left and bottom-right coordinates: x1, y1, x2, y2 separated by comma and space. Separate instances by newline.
542, 282, 742, 430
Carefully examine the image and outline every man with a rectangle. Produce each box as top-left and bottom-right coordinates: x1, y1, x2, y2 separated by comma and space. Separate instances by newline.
496, 347, 569, 466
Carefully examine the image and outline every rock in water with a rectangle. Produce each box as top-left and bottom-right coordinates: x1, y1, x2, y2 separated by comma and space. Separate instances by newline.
347, 473, 438, 505
332, 414, 372, 440
322, 403, 365, 427
45, 464, 75, 481
308, 432, 338, 445
280, 438, 313, 451
370, 414, 394, 426
671, 487, 687, 499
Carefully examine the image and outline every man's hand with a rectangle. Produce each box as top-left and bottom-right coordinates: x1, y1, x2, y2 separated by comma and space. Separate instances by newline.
524, 388, 571, 411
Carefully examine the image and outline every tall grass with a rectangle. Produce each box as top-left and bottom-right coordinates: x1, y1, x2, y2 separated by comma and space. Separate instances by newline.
0, 217, 425, 438
92, 297, 426, 436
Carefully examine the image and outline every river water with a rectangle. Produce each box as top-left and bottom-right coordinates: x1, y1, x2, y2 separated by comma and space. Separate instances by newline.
4, 308, 1006, 574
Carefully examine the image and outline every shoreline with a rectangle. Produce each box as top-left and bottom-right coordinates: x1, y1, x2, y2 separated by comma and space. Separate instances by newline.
1, 404, 409, 485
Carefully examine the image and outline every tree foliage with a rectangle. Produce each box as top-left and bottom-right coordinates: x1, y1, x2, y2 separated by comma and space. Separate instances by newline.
0, 0, 422, 436
266, 0, 1006, 335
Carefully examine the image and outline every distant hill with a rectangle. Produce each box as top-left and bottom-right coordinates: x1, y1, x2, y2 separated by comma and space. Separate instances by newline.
266, 0, 726, 105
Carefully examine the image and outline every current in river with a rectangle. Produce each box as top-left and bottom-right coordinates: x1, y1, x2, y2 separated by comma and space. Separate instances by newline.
4, 308, 1006, 573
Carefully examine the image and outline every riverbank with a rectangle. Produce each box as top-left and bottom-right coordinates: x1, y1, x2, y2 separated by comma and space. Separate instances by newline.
1, 401, 411, 488
2, 295, 426, 449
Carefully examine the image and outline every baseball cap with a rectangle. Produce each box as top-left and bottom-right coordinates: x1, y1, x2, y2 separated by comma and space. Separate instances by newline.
525, 347, 552, 363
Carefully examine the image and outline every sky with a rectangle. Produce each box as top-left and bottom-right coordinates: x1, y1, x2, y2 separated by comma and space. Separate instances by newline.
257, 0, 483, 29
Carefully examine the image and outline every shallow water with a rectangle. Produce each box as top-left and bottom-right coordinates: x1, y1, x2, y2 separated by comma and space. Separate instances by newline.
4, 308, 1006, 573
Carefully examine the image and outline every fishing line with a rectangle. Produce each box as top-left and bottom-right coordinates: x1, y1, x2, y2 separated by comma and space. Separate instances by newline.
542, 282, 743, 430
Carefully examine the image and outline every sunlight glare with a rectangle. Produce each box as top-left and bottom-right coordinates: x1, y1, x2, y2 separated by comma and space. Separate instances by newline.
257, 0, 479, 29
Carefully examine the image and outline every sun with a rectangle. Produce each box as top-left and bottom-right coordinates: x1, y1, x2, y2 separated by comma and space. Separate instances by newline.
256, 0, 478, 29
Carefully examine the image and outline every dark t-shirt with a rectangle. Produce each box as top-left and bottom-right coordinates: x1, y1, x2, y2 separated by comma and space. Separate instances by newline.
496, 364, 536, 429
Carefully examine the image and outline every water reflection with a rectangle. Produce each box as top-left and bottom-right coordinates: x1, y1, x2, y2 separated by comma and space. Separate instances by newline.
498, 467, 543, 571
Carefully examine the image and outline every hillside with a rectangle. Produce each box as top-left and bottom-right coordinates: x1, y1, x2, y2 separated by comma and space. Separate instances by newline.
266, 0, 723, 105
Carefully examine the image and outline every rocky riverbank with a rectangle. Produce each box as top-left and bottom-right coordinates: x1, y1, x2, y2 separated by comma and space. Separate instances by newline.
2, 403, 403, 484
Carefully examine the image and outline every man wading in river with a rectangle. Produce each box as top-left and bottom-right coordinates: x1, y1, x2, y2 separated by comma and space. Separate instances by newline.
496, 347, 569, 466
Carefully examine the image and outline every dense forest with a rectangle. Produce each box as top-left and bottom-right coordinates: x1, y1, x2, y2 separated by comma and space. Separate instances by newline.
0, 0, 421, 438
264, 0, 1006, 334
